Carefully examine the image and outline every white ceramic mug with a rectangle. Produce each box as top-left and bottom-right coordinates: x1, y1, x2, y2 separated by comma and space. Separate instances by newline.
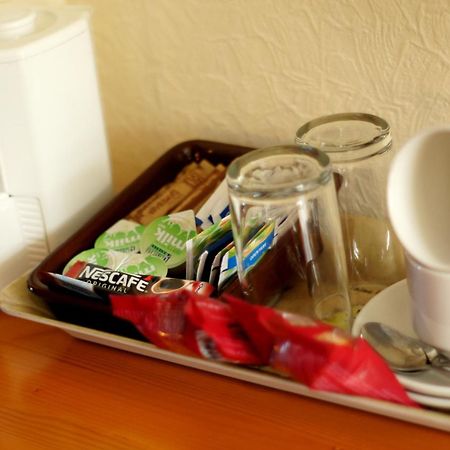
405, 253, 450, 356
388, 127, 450, 355
387, 126, 450, 272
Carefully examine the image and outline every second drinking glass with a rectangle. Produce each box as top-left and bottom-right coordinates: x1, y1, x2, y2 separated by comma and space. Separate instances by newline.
296, 113, 406, 317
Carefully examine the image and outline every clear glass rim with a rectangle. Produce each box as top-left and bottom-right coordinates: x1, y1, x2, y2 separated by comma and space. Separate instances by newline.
295, 112, 391, 160
227, 144, 331, 195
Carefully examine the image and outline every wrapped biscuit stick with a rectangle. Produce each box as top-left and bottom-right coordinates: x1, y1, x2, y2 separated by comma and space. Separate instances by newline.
127, 160, 216, 224
181, 160, 217, 187
127, 182, 185, 225
172, 164, 226, 214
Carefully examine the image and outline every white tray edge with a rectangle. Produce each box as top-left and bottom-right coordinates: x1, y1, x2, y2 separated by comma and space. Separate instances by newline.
1, 273, 449, 433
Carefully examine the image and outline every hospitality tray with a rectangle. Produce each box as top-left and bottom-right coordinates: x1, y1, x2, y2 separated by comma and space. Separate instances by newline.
2, 273, 450, 432
1, 140, 450, 433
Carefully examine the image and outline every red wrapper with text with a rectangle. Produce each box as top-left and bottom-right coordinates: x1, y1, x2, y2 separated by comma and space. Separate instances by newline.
110, 291, 418, 407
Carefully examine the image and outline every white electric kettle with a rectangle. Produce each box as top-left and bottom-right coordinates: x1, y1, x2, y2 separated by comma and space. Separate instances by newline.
0, 3, 113, 288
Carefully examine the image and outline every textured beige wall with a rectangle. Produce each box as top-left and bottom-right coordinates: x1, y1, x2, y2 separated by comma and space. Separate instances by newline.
38, 0, 450, 189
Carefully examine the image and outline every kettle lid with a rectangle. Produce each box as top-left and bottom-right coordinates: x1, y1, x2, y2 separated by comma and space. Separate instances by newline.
0, 5, 90, 63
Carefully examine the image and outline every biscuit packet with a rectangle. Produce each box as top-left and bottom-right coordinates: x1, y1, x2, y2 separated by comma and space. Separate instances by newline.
110, 289, 418, 406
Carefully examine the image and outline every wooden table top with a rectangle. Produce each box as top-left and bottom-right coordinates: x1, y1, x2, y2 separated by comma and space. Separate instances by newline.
1, 311, 449, 450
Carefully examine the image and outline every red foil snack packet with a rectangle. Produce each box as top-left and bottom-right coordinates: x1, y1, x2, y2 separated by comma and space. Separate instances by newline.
185, 294, 263, 365
110, 290, 200, 356
255, 306, 415, 405
111, 291, 262, 364
223, 294, 416, 406
111, 290, 417, 407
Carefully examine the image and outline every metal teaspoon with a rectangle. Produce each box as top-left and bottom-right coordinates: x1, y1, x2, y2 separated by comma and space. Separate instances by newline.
361, 322, 450, 373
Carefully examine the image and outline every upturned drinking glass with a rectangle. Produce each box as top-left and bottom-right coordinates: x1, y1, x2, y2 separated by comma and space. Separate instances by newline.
296, 113, 406, 316
226, 144, 351, 331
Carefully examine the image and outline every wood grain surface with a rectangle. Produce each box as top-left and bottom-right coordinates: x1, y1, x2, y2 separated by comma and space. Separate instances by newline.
1, 312, 449, 450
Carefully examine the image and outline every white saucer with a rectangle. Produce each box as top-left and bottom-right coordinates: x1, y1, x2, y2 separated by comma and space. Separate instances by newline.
408, 391, 450, 410
352, 280, 450, 399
